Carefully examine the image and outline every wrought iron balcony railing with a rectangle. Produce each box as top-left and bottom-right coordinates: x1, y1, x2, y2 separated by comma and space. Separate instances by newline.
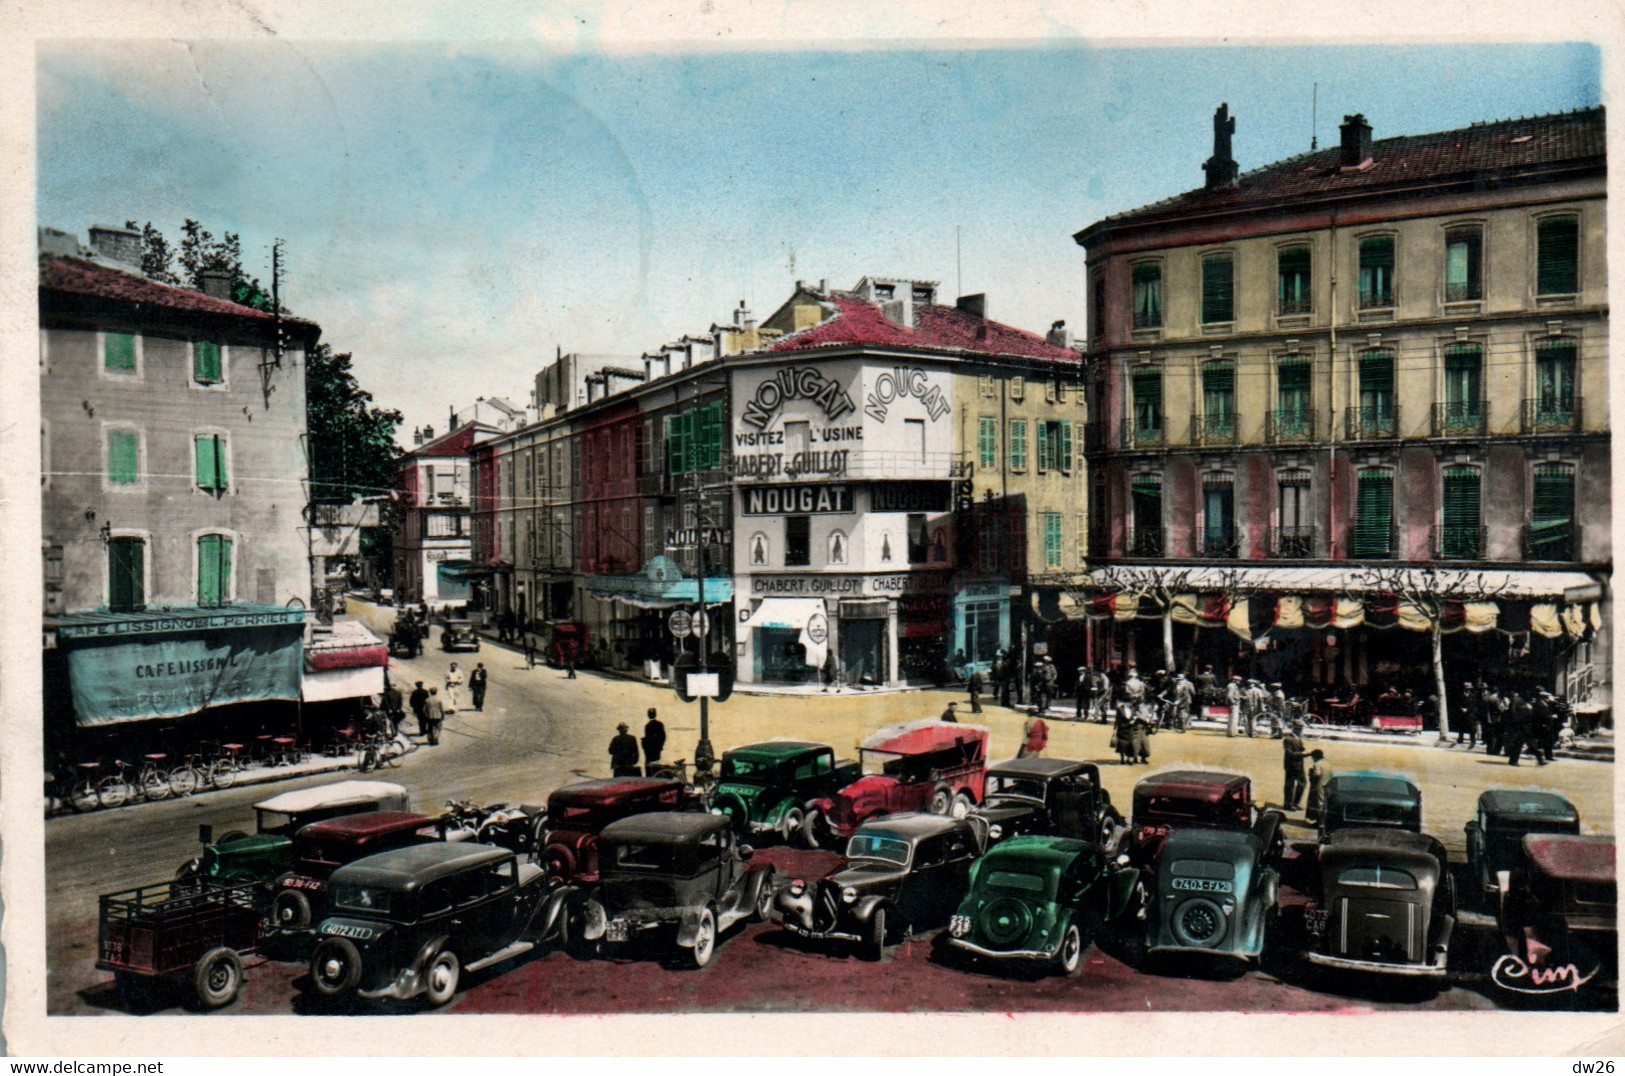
1433, 523, 1487, 560
1124, 420, 1165, 450
1521, 395, 1582, 434
1271, 525, 1317, 559
1266, 408, 1317, 444
1192, 411, 1237, 447
1200, 533, 1239, 558
1129, 529, 1164, 557
1432, 400, 1486, 437
1345, 404, 1399, 440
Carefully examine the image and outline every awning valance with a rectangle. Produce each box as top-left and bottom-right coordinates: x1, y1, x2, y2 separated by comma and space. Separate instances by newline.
303, 664, 386, 703
305, 622, 388, 672
745, 597, 828, 668
585, 555, 734, 610
1084, 564, 1600, 599
52, 603, 306, 641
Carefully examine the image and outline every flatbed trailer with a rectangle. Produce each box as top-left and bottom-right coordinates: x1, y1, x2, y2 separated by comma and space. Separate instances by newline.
98, 878, 263, 1010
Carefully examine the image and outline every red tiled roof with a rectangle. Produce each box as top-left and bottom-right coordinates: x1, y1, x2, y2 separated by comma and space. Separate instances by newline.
1092, 107, 1604, 232
40, 255, 318, 329
768, 293, 1077, 362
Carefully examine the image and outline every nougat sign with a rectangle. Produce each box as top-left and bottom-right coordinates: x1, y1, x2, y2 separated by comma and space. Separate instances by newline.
741, 367, 857, 431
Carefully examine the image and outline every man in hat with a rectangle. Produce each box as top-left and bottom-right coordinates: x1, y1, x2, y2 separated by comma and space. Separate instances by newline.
421, 687, 446, 746
1224, 675, 1244, 737
1305, 749, 1331, 824
1195, 664, 1219, 701
940, 701, 961, 723
1171, 671, 1196, 732
409, 680, 430, 737
1242, 679, 1267, 738
1456, 680, 1480, 749
380, 674, 405, 737
966, 667, 984, 713
642, 708, 667, 776
469, 662, 489, 712
609, 722, 641, 776
1282, 721, 1308, 811
1268, 683, 1289, 738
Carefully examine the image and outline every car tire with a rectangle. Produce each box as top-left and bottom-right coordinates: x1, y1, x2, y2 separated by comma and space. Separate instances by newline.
423, 948, 460, 1007
865, 906, 887, 962
928, 786, 953, 816
1170, 897, 1227, 949
950, 792, 974, 819
690, 907, 717, 969
273, 889, 312, 932
218, 830, 249, 844
781, 807, 804, 845
753, 870, 777, 922
1056, 923, 1084, 976
309, 937, 362, 997
193, 947, 243, 1010
543, 845, 576, 883
174, 859, 203, 890
798, 809, 825, 850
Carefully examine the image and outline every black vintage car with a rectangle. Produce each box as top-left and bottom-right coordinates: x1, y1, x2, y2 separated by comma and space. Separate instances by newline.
1318, 771, 1422, 840
1144, 826, 1279, 964
1465, 789, 1581, 901
576, 811, 778, 968
973, 758, 1124, 848
774, 813, 982, 960
1302, 828, 1455, 982
304, 842, 567, 1007
1496, 834, 1616, 992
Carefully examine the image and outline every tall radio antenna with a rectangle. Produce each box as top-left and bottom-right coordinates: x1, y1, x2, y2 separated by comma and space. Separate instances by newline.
1311, 82, 1319, 151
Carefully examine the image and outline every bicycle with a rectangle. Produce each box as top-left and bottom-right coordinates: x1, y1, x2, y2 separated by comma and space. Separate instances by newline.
356, 729, 405, 773
97, 754, 171, 808
648, 758, 716, 804
67, 760, 106, 813
167, 752, 206, 797
198, 741, 247, 790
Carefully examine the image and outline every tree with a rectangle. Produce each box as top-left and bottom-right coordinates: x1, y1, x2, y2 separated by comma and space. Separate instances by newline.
306, 343, 403, 506
1071, 565, 1242, 675
124, 220, 178, 284
127, 219, 275, 312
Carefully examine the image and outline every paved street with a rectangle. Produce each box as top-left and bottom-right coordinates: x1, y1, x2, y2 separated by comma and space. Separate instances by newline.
46, 627, 1615, 1016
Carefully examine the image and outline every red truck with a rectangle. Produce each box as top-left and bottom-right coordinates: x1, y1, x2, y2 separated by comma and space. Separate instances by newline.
811, 719, 988, 843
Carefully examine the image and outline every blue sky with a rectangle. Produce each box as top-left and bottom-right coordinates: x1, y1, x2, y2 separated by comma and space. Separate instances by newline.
38, 40, 1600, 434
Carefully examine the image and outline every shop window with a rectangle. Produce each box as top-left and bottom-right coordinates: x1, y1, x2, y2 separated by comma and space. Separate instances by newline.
1201, 253, 1234, 323
1537, 215, 1579, 296
194, 433, 229, 494
1132, 262, 1162, 329
1277, 246, 1311, 314
108, 536, 145, 611
1359, 236, 1395, 307
193, 339, 223, 383
977, 415, 997, 469
1444, 227, 1482, 301
963, 600, 1003, 663
197, 533, 234, 606
785, 517, 810, 567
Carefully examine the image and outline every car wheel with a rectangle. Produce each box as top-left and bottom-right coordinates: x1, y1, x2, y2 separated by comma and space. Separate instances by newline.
273, 889, 312, 932
690, 907, 717, 969
218, 830, 249, 844
928, 786, 953, 815
1170, 897, 1227, 949
423, 948, 460, 1007
781, 807, 804, 844
798, 809, 825, 850
543, 846, 576, 882
193, 947, 243, 1010
309, 938, 362, 997
950, 792, 974, 819
865, 906, 888, 962
1057, 924, 1084, 976
753, 870, 777, 922
174, 859, 203, 890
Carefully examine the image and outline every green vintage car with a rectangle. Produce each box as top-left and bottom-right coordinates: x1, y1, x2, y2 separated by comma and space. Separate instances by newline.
946, 834, 1138, 975
178, 780, 412, 886
712, 741, 860, 848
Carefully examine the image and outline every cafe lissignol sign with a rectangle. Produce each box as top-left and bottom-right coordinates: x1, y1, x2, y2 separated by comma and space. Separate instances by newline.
65, 623, 304, 725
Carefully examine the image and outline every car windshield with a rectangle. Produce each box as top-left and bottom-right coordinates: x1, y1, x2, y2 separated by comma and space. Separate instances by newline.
846, 834, 911, 866
1138, 795, 1243, 827
721, 757, 775, 781
257, 809, 297, 835
1336, 866, 1418, 890
985, 776, 1047, 804
331, 881, 394, 914
610, 842, 680, 873
981, 869, 1052, 897
1339, 802, 1416, 827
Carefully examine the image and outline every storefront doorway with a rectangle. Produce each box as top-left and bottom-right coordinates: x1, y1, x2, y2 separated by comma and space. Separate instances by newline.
840, 617, 887, 686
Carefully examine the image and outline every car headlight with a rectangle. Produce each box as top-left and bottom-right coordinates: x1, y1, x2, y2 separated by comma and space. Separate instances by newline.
841, 887, 858, 904
988, 823, 1003, 840
789, 880, 806, 897
949, 915, 971, 938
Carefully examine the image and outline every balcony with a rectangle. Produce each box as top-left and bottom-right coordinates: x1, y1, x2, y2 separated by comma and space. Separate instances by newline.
1129, 529, 1164, 557
1266, 408, 1317, 444
1272, 525, 1317, 558
1432, 401, 1485, 438
1192, 411, 1237, 447
1433, 524, 1487, 560
1200, 533, 1239, 558
1345, 404, 1399, 440
1521, 396, 1583, 435
1524, 522, 1581, 562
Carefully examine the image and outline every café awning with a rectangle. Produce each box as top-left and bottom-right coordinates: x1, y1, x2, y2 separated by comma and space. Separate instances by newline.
744, 598, 828, 668
1085, 564, 1600, 599
586, 555, 734, 610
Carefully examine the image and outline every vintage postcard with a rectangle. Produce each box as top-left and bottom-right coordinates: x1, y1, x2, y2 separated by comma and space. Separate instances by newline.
2, 0, 1622, 1059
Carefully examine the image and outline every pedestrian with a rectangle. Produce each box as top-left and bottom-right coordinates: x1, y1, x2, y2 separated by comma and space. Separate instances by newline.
1224, 675, 1243, 737
1195, 664, 1219, 700
609, 721, 640, 776
409, 681, 429, 737
1305, 749, 1331, 824
381, 676, 405, 737
1532, 690, 1558, 765
1457, 680, 1479, 749
1073, 664, 1090, 721
422, 688, 445, 746
967, 668, 985, 713
1505, 691, 1533, 766
444, 662, 464, 711
1481, 686, 1505, 755
642, 708, 667, 776
940, 701, 960, 723
1091, 667, 1112, 723
1244, 679, 1267, 738
565, 650, 578, 679
1268, 683, 1289, 738
993, 654, 1012, 708
469, 662, 488, 712
822, 648, 841, 693
1282, 722, 1308, 811
1033, 656, 1057, 714
1129, 700, 1153, 765
1018, 707, 1049, 759
1172, 672, 1195, 732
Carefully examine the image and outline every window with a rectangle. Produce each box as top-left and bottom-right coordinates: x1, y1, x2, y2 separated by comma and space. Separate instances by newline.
1358, 236, 1394, 307
1441, 466, 1481, 559
978, 515, 1000, 572
1352, 470, 1393, 557
1130, 475, 1162, 556
980, 375, 996, 398
1008, 419, 1028, 471
1010, 377, 1025, 402
1278, 246, 1311, 314
1445, 227, 1482, 301
107, 428, 139, 486
1131, 370, 1162, 440
1357, 348, 1396, 435
1042, 512, 1063, 568
108, 537, 145, 611
1132, 262, 1162, 329
1537, 215, 1579, 296
907, 514, 929, 564
1201, 362, 1234, 439
784, 420, 810, 458
1535, 339, 1577, 422
977, 415, 997, 469
785, 516, 810, 567
1036, 420, 1072, 473
1529, 463, 1576, 560
1202, 479, 1236, 556
1077, 513, 1088, 565
194, 433, 229, 493
904, 418, 926, 462
667, 401, 723, 475
1442, 343, 1483, 429
103, 332, 136, 373
1201, 253, 1234, 323
1276, 359, 1312, 438
1277, 473, 1312, 557
964, 600, 1002, 663
197, 533, 234, 606
193, 340, 223, 383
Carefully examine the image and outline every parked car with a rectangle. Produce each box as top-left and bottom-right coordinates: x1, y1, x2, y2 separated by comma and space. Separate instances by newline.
1319, 771, 1422, 840
945, 834, 1139, 976
1301, 828, 1455, 981
811, 719, 989, 843
774, 814, 983, 960
973, 757, 1124, 848
387, 615, 423, 658
712, 740, 862, 848
575, 811, 778, 968
1143, 825, 1279, 964
1128, 770, 1282, 873
305, 842, 565, 1007
440, 620, 480, 652
537, 777, 693, 883
1495, 834, 1616, 991
178, 780, 411, 886
1465, 789, 1581, 901
270, 811, 441, 932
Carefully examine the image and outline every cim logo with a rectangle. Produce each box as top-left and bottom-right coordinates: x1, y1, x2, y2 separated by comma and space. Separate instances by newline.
1490, 952, 1599, 994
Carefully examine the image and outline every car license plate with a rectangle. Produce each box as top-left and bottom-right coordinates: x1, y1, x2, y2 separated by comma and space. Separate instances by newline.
1171, 877, 1233, 893
1305, 909, 1329, 932
605, 921, 628, 943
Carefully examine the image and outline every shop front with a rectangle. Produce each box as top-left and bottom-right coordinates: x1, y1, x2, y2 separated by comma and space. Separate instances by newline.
583, 556, 734, 676
737, 572, 911, 687
952, 578, 1011, 675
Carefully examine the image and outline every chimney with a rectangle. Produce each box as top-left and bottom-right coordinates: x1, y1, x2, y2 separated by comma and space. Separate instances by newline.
199, 269, 234, 301
88, 225, 143, 269
1339, 113, 1373, 168
423, 424, 434, 442
956, 293, 987, 320
1046, 320, 1071, 349
1202, 103, 1239, 190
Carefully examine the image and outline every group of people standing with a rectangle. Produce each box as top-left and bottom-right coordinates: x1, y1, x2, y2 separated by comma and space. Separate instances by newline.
377, 661, 490, 748
609, 709, 668, 777
1457, 680, 1567, 766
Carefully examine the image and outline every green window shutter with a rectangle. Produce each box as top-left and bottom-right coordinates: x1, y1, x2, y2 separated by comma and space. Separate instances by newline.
104, 332, 135, 371
1037, 422, 1053, 472
195, 435, 216, 489
1537, 216, 1579, 295
218, 537, 233, 601
1044, 513, 1062, 567
1202, 255, 1234, 323
1059, 419, 1073, 472
977, 416, 996, 468
194, 340, 221, 381
666, 414, 687, 474
108, 538, 144, 610
108, 429, 138, 485
1441, 466, 1481, 557
701, 402, 723, 469
198, 535, 220, 604
1009, 419, 1027, 470
1358, 349, 1394, 393
1530, 464, 1575, 556
1352, 471, 1393, 556
214, 436, 228, 489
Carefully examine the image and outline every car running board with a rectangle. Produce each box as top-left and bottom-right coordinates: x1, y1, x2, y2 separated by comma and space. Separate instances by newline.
463, 940, 535, 974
